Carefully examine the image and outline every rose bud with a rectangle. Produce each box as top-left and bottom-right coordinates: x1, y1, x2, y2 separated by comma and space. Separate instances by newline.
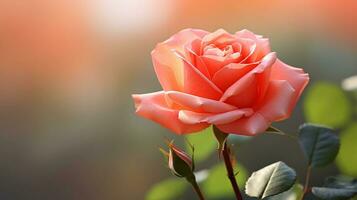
161, 141, 195, 178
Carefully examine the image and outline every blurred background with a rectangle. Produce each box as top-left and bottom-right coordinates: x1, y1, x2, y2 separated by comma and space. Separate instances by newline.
0, 0, 356, 199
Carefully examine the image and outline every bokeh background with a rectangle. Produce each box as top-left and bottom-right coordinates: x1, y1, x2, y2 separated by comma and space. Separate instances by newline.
0, 0, 356, 199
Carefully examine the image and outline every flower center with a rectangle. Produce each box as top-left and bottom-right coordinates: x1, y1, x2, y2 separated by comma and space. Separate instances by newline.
203, 44, 240, 60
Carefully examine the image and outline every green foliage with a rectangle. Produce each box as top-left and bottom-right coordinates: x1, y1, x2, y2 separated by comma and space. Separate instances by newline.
312, 187, 356, 200
245, 161, 297, 199
336, 123, 357, 176
266, 184, 303, 200
202, 163, 247, 198
185, 126, 216, 163
146, 178, 188, 200
304, 82, 352, 128
311, 176, 357, 200
299, 123, 340, 168
323, 176, 357, 190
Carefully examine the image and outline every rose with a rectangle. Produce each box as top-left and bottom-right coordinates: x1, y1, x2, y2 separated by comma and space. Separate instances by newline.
132, 29, 309, 135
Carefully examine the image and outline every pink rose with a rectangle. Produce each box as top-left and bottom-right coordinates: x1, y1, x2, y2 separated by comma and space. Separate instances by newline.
132, 29, 309, 135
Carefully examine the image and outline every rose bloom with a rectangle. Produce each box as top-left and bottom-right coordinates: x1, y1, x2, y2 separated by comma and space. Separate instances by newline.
133, 29, 309, 135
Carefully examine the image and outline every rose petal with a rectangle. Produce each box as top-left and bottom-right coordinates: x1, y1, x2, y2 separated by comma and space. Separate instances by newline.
132, 91, 209, 134
184, 40, 211, 78
200, 54, 236, 76
174, 51, 223, 99
178, 108, 253, 125
220, 52, 277, 107
151, 29, 208, 91
201, 28, 237, 48
165, 91, 237, 113
212, 61, 260, 90
237, 38, 256, 63
163, 28, 208, 52
258, 80, 296, 121
270, 59, 310, 112
236, 29, 271, 63
152, 45, 183, 91
231, 42, 242, 53
216, 80, 299, 135
216, 112, 270, 135
204, 46, 225, 56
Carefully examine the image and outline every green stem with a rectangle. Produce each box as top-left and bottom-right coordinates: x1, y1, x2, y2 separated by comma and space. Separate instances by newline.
187, 176, 205, 200
300, 165, 312, 200
222, 142, 243, 200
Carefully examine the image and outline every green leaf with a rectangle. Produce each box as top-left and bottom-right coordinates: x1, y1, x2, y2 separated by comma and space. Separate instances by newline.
304, 82, 352, 128
202, 163, 247, 198
312, 187, 356, 200
245, 161, 297, 199
146, 178, 187, 200
323, 176, 357, 189
299, 123, 340, 168
312, 176, 357, 200
185, 127, 216, 163
266, 184, 303, 200
336, 123, 357, 176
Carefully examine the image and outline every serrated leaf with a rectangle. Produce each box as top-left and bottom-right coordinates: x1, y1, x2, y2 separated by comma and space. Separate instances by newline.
185, 127, 216, 163
336, 123, 357, 176
146, 178, 187, 200
245, 161, 297, 199
304, 82, 352, 128
202, 163, 247, 198
312, 187, 356, 200
299, 123, 340, 168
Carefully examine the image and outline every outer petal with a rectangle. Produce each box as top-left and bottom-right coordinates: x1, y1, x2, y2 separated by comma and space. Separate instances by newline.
178, 108, 253, 125
220, 52, 277, 107
132, 91, 209, 134
151, 29, 209, 91
165, 91, 237, 113
257, 80, 296, 121
270, 59, 310, 114
216, 62, 308, 136
216, 112, 270, 136
152, 46, 183, 91
163, 28, 209, 52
